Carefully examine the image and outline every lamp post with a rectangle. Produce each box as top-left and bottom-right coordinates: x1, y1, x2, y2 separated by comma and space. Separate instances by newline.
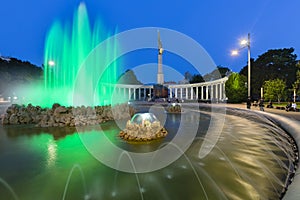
246, 33, 251, 98
232, 33, 251, 98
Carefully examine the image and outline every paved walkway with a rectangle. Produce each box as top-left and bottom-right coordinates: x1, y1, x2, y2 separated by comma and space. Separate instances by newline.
226, 103, 300, 121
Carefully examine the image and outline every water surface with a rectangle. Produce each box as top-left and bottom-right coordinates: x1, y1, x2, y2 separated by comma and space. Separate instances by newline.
0, 108, 296, 200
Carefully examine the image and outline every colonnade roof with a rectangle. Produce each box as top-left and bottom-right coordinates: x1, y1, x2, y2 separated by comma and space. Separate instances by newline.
115, 77, 228, 89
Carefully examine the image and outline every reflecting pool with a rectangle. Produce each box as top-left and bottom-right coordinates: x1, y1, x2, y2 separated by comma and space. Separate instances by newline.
0, 106, 297, 200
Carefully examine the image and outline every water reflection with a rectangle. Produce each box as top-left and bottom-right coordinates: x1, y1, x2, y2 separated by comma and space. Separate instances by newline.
2, 125, 77, 140
46, 140, 57, 168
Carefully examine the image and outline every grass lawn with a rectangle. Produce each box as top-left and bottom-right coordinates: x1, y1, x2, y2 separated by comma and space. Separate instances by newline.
266, 102, 299, 111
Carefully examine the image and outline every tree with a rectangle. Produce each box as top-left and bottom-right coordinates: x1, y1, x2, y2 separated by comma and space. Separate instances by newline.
0, 57, 43, 96
240, 48, 297, 99
184, 71, 193, 82
203, 66, 231, 81
263, 79, 286, 103
293, 61, 300, 96
117, 70, 142, 85
225, 73, 247, 103
190, 74, 204, 83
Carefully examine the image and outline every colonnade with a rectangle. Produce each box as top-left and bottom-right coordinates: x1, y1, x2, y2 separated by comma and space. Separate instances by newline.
112, 77, 228, 101
114, 84, 154, 101
168, 77, 228, 101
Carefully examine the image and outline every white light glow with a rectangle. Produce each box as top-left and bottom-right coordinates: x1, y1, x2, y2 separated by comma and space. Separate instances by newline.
48, 60, 55, 67
240, 39, 248, 46
231, 50, 239, 56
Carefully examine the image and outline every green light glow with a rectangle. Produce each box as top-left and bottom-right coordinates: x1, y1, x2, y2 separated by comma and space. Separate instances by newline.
32, 3, 119, 107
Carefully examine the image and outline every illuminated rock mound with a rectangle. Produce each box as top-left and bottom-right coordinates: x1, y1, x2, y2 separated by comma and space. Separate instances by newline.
119, 113, 168, 142
166, 103, 182, 113
1, 103, 135, 127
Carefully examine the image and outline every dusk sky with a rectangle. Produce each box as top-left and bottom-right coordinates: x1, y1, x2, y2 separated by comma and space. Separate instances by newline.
1, 0, 300, 83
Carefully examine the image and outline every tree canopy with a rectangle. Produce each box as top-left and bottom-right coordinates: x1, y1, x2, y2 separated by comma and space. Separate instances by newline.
190, 74, 204, 83
187, 66, 230, 84
0, 57, 43, 96
225, 73, 247, 103
203, 66, 231, 81
293, 61, 300, 95
240, 48, 297, 99
263, 78, 286, 103
117, 69, 142, 85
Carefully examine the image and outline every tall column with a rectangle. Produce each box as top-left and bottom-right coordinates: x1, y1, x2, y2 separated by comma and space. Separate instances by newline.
144, 88, 146, 100
138, 88, 141, 100
196, 87, 198, 100
180, 88, 183, 99
186, 88, 188, 99
220, 83, 223, 100
175, 88, 178, 98
206, 86, 209, 100
134, 88, 136, 100
201, 86, 204, 100
128, 88, 131, 100
216, 84, 219, 101
157, 31, 164, 84
170, 88, 172, 98
191, 87, 193, 100
157, 54, 164, 84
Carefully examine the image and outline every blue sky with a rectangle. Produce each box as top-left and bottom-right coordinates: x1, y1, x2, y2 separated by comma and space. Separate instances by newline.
1, 0, 300, 83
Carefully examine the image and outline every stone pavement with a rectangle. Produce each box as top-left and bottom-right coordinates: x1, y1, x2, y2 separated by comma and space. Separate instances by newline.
226, 103, 300, 121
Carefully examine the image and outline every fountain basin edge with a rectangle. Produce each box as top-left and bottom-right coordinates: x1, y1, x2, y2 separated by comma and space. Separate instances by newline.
256, 111, 300, 200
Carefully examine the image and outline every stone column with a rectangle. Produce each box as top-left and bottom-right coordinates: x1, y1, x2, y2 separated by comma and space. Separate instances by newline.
216, 84, 219, 101
196, 87, 198, 100
129, 88, 131, 100
201, 86, 204, 100
212, 85, 215, 100
138, 88, 141, 100
180, 88, 183, 99
206, 86, 209, 100
186, 88, 188, 99
175, 88, 178, 98
221, 82, 225, 100
133, 88, 136, 100
191, 87, 193, 100
219, 84, 221, 100
169, 88, 172, 99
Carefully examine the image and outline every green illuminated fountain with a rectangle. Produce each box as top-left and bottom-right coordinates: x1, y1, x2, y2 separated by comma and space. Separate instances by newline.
41, 2, 119, 107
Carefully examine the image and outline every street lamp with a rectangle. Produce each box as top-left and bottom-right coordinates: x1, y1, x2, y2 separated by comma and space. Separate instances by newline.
232, 33, 251, 98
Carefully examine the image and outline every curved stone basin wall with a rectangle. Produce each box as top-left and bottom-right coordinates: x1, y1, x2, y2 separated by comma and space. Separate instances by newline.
259, 111, 300, 200
212, 106, 299, 199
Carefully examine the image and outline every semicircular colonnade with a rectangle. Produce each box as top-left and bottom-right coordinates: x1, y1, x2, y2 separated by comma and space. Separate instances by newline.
113, 77, 228, 102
